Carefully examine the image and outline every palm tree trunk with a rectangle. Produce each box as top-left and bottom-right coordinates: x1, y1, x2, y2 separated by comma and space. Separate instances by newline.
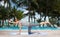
44, 15, 46, 21
28, 0, 32, 34
34, 16, 35, 23
14, 16, 16, 27
33, 10, 35, 23
28, 14, 30, 22
2, 20, 4, 27
0, 20, 1, 26
40, 14, 41, 21
45, 0, 48, 21
30, 15, 32, 22
58, 17, 60, 26
8, 19, 10, 27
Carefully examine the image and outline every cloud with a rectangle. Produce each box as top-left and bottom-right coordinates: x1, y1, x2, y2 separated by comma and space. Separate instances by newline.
0, 1, 4, 6
0, 1, 7, 7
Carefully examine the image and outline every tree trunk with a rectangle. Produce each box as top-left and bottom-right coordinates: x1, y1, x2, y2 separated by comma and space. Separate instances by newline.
30, 15, 32, 22
28, 2, 32, 34
40, 13, 41, 22
2, 20, 4, 27
0, 20, 2, 27
28, 14, 30, 22
8, 19, 10, 27
34, 16, 35, 23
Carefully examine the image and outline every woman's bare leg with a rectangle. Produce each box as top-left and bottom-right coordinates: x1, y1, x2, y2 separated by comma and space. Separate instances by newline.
18, 29, 21, 35
18, 22, 22, 35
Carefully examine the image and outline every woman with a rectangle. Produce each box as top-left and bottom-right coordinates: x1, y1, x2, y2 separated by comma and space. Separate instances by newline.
9, 18, 22, 34
14, 18, 22, 35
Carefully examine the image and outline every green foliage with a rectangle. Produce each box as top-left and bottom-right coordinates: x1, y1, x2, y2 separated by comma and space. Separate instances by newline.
15, 10, 24, 20
0, 0, 60, 20
0, 6, 8, 19
10, 6, 24, 20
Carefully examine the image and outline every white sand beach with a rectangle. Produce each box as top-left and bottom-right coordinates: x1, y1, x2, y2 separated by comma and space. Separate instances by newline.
0, 30, 60, 37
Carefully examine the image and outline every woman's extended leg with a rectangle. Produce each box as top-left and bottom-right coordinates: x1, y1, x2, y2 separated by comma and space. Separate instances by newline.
18, 22, 22, 35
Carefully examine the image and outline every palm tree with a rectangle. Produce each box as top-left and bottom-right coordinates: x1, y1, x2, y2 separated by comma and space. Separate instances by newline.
9, 6, 24, 27
10, 0, 60, 33
0, 6, 9, 27
1, 0, 11, 27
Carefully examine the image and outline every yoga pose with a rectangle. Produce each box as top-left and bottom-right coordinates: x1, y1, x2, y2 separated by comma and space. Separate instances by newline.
39, 21, 52, 27
9, 18, 22, 34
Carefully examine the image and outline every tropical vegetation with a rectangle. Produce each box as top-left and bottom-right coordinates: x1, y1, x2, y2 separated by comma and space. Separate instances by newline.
0, 0, 60, 27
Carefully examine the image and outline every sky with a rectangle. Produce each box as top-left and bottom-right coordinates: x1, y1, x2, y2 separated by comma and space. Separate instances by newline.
0, 1, 7, 7
0, 1, 49, 23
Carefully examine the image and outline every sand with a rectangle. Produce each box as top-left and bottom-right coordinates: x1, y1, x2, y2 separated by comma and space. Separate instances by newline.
0, 30, 60, 37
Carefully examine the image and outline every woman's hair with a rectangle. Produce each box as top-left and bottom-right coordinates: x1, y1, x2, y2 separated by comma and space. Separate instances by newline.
13, 18, 19, 22
13, 18, 15, 22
